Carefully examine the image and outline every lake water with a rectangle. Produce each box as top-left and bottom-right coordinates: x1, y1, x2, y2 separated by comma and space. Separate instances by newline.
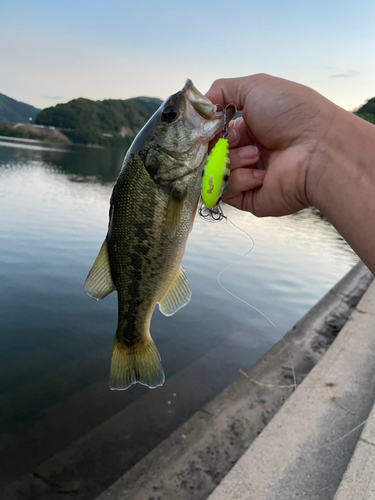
0, 136, 359, 494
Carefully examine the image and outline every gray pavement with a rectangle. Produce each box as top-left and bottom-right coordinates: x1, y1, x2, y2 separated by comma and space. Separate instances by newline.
208, 279, 375, 500
334, 395, 375, 499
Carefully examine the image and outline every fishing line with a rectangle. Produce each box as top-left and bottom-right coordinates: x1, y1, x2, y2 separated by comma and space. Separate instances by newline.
200, 102, 296, 389
316, 418, 368, 449
199, 203, 297, 390
201, 95, 368, 448
200, 202, 371, 454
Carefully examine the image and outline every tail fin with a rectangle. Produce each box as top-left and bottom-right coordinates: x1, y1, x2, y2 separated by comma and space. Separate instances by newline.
109, 335, 165, 390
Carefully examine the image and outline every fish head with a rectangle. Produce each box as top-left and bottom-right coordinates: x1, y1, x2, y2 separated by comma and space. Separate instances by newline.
155, 79, 224, 154
182, 78, 225, 139
133, 80, 226, 187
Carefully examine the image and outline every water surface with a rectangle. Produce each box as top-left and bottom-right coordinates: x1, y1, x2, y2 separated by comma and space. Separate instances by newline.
0, 136, 358, 490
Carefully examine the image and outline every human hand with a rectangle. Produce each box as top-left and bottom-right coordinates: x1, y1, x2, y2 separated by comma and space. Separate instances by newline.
206, 75, 338, 217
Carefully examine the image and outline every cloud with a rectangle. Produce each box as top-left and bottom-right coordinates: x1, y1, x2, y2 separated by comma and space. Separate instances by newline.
331, 70, 360, 79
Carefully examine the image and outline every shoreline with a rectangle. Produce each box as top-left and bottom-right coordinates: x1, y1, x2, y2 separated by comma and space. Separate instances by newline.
0, 123, 71, 144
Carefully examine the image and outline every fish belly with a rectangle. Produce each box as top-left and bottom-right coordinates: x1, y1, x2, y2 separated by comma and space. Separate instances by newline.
107, 154, 201, 389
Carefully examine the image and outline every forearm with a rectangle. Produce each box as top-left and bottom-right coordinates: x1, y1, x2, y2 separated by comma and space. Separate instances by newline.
310, 107, 375, 273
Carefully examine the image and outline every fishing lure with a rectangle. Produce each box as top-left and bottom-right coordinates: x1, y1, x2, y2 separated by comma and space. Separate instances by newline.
201, 104, 236, 210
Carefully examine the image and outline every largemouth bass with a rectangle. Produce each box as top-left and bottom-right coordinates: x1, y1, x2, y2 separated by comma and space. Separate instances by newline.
84, 80, 228, 390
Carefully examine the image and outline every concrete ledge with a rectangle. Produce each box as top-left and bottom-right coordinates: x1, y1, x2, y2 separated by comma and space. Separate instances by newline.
94, 262, 372, 500
208, 279, 375, 500
334, 397, 375, 499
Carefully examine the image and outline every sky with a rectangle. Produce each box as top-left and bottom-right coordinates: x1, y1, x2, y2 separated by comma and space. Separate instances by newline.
1, 0, 374, 111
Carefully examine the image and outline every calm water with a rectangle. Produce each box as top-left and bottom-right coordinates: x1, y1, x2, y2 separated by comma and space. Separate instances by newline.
0, 137, 358, 491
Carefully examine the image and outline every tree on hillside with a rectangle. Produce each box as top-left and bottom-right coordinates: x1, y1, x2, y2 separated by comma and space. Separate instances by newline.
35, 97, 162, 146
355, 97, 375, 125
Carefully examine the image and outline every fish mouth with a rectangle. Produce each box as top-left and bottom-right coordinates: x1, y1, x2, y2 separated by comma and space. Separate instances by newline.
183, 79, 224, 140
183, 79, 219, 120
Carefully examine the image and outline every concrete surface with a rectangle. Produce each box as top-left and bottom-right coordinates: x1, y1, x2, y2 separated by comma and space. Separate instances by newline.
207, 279, 375, 500
333, 389, 375, 499
92, 262, 372, 500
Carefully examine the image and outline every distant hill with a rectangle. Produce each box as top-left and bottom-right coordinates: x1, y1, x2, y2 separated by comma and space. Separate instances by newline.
138, 97, 164, 105
0, 93, 41, 124
35, 96, 163, 147
355, 97, 375, 125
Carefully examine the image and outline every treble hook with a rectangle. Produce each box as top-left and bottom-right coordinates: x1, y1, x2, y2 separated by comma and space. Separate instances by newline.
215, 103, 237, 138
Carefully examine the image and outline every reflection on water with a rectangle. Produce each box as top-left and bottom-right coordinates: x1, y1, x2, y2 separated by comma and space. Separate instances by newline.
0, 137, 359, 490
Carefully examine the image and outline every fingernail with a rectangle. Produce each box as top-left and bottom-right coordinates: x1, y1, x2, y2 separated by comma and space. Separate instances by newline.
253, 169, 265, 179
227, 127, 237, 145
238, 145, 259, 159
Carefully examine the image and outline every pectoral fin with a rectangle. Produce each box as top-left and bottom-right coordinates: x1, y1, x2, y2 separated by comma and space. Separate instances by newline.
158, 265, 191, 316
84, 240, 115, 300
166, 194, 184, 239
189, 197, 200, 233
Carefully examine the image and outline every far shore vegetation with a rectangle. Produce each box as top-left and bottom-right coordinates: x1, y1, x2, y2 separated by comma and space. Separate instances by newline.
354, 97, 375, 125
34, 97, 162, 148
1, 93, 374, 147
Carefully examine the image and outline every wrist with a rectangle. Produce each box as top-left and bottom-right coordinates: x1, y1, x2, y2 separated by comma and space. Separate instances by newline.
307, 104, 375, 268
307, 103, 374, 209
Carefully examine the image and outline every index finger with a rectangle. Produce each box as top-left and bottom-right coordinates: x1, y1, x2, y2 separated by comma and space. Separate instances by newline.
205, 74, 270, 111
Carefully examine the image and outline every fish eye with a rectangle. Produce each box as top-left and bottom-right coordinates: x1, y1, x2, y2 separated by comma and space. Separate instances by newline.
162, 106, 178, 123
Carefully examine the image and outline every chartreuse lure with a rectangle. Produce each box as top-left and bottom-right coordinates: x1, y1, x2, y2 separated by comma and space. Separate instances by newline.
201, 103, 236, 210
201, 137, 230, 209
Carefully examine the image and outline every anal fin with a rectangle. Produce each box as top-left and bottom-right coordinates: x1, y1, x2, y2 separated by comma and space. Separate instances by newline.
158, 265, 191, 316
84, 240, 115, 301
